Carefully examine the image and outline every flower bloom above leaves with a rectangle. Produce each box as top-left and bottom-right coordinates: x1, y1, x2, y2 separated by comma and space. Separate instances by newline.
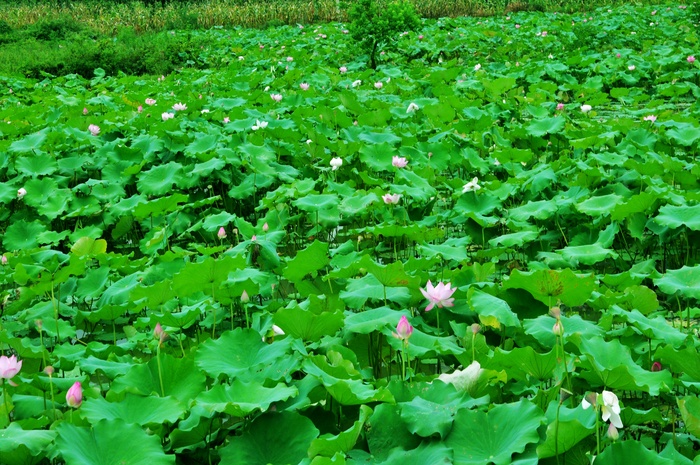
628, 65, 636, 71
17, 187, 27, 199
382, 193, 401, 205
556, 103, 565, 111
581, 104, 592, 113
270, 93, 283, 102
582, 390, 623, 429
643, 115, 657, 122
688, 55, 696, 63
217, 227, 227, 239
172, 102, 187, 111
66, 381, 83, 408
393, 315, 413, 342
438, 361, 482, 392
299, 83, 310, 91
339, 66, 347, 73
374, 81, 383, 89
252, 120, 268, 130
406, 102, 419, 113
145, 98, 156, 105
162, 112, 174, 121
88, 124, 100, 136
462, 177, 481, 193
420, 280, 456, 311
352, 80, 362, 88
0, 354, 22, 379
330, 157, 343, 170
474, 63, 481, 71
392, 156, 408, 168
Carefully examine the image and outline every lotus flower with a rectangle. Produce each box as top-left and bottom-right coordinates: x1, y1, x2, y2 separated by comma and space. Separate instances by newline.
1, 255, 7, 265
582, 390, 623, 429
162, 112, 174, 121
688, 55, 696, 63
270, 93, 283, 102
66, 381, 83, 408
556, 103, 565, 111
145, 98, 156, 105
462, 177, 481, 193
339, 66, 347, 73
241, 290, 250, 303
299, 83, 310, 91
580, 104, 592, 113
286, 56, 294, 62
88, 124, 100, 136
330, 157, 343, 170
218, 227, 227, 239
393, 315, 413, 341
392, 156, 408, 168
474, 63, 481, 71
643, 115, 657, 122
406, 102, 419, 113
17, 187, 27, 199
154, 323, 168, 345
382, 193, 401, 205
374, 81, 383, 89
172, 103, 187, 111
252, 120, 268, 130
82, 107, 88, 115
262, 223, 269, 232
352, 80, 362, 88
420, 280, 456, 311
0, 354, 22, 379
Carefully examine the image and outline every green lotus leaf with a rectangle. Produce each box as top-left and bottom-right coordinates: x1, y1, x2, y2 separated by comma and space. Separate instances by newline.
489, 347, 557, 382
654, 266, 700, 299
610, 307, 687, 348
489, 230, 540, 248
110, 354, 207, 404
367, 404, 421, 461
381, 442, 454, 465
468, 288, 521, 329
308, 405, 372, 458
9, 129, 48, 153
503, 269, 597, 307
137, 161, 184, 195
537, 402, 595, 459
0, 422, 56, 465
344, 307, 411, 335
526, 116, 565, 137
274, 302, 344, 342
523, 314, 604, 349
558, 243, 618, 266
3, 220, 47, 251
196, 379, 297, 417
340, 274, 412, 309
655, 204, 700, 231
575, 194, 624, 216
81, 394, 186, 426
283, 240, 329, 283
594, 441, 674, 465
446, 399, 544, 465
15, 153, 58, 177
195, 328, 300, 382
219, 412, 319, 465
56, 419, 175, 465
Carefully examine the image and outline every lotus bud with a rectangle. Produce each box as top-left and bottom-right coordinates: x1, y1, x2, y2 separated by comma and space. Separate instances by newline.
66, 381, 83, 408
471, 323, 481, 335
394, 315, 414, 342
552, 321, 564, 337
607, 423, 619, 441
263, 223, 269, 232
217, 227, 227, 239
651, 361, 662, 372
44, 365, 55, 376
241, 290, 250, 303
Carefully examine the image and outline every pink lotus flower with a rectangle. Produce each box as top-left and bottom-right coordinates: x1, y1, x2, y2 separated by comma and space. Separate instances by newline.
515, 24, 520, 29
0, 354, 22, 379
299, 83, 310, 91
223, 117, 230, 124
393, 315, 413, 341
688, 55, 696, 63
382, 193, 401, 205
66, 381, 83, 408
643, 115, 657, 122
556, 103, 565, 111
145, 98, 156, 105
218, 227, 227, 239
270, 93, 283, 102
162, 112, 174, 121
82, 107, 88, 115
392, 156, 408, 168
286, 56, 294, 62
1, 255, 7, 265
374, 81, 383, 89
154, 323, 168, 344
88, 124, 100, 136
172, 103, 187, 111
420, 281, 456, 311
137, 105, 143, 113
339, 66, 347, 73
17, 187, 27, 199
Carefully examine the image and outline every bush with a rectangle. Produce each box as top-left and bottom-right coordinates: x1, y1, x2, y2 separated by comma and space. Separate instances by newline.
348, 0, 420, 69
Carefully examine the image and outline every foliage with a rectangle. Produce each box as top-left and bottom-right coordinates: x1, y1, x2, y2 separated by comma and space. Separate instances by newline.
348, 0, 420, 68
1, 2, 700, 465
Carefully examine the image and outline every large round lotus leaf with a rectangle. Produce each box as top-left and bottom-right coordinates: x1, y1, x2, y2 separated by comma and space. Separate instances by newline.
56, 419, 175, 465
80, 394, 186, 427
654, 266, 700, 299
218, 412, 319, 465
654, 204, 700, 231
0, 423, 56, 465
594, 441, 674, 465
446, 398, 544, 465
195, 380, 297, 417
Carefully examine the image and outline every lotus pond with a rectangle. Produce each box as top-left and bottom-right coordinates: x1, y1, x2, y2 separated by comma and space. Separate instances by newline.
1, 3, 700, 464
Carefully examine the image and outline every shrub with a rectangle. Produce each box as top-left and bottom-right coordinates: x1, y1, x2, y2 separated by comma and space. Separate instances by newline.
348, 0, 420, 69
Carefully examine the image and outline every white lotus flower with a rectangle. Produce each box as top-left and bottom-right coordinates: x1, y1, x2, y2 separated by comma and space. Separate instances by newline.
462, 177, 481, 193
406, 102, 420, 113
330, 157, 343, 170
581, 104, 592, 113
252, 120, 268, 130
437, 361, 482, 392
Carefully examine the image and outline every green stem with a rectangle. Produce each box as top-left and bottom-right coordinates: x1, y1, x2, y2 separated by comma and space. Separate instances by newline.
156, 345, 166, 397
555, 400, 561, 465
51, 283, 61, 341
48, 374, 56, 421
595, 405, 601, 456
2, 380, 9, 423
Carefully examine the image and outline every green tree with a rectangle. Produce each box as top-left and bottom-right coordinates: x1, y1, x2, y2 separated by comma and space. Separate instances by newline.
348, 0, 420, 69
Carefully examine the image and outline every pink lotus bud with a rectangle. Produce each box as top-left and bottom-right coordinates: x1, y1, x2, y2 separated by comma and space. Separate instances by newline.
154, 323, 168, 344
1, 255, 6, 265
263, 223, 269, 232
607, 423, 619, 440
251, 235, 257, 242
394, 315, 413, 341
299, 83, 310, 91
471, 323, 481, 335
651, 361, 662, 372
0, 354, 22, 379
44, 365, 54, 375
218, 227, 227, 239
35, 319, 43, 330
550, 306, 561, 319
83, 107, 88, 115
138, 105, 143, 113
553, 321, 564, 336
66, 381, 83, 408
241, 290, 250, 303
88, 125, 100, 136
